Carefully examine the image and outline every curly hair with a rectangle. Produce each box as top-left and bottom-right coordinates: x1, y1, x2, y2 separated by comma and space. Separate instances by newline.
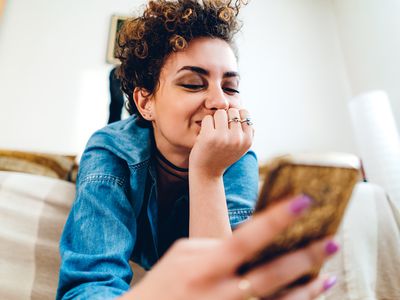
115, 0, 247, 125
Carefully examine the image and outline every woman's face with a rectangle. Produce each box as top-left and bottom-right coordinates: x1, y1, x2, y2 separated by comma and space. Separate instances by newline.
149, 37, 241, 156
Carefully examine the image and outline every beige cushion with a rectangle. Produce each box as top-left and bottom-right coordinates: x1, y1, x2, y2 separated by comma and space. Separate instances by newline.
0, 171, 146, 300
320, 182, 400, 300
0, 171, 75, 300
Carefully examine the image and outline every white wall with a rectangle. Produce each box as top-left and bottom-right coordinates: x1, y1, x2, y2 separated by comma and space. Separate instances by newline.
239, 0, 355, 162
0, 0, 357, 161
332, 0, 400, 129
0, 0, 142, 154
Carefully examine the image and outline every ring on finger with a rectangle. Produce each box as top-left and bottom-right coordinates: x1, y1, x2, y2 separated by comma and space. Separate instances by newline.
228, 117, 241, 124
238, 278, 260, 300
240, 117, 253, 126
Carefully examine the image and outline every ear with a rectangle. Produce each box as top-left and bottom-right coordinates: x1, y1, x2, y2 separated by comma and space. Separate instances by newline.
133, 88, 154, 121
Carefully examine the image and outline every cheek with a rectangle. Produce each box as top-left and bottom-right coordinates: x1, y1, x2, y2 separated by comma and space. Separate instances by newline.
229, 97, 242, 109
172, 95, 203, 119
156, 101, 195, 130
155, 91, 204, 127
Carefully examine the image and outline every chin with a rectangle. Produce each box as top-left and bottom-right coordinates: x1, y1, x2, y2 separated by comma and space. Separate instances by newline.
169, 128, 198, 151
184, 138, 196, 150
169, 135, 196, 152
185, 136, 197, 151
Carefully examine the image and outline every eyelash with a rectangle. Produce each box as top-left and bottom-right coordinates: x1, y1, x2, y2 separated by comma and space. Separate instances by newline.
180, 84, 240, 94
181, 84, 204, 90
224, 87, 240, 94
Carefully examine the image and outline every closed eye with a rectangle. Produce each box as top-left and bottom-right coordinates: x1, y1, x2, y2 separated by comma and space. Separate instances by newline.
180, 84, 205, 91
223, 87, 240, 94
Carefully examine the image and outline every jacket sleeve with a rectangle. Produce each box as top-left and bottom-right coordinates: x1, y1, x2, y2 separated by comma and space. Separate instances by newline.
223, 150, 259, 229
56, 149, 137, 300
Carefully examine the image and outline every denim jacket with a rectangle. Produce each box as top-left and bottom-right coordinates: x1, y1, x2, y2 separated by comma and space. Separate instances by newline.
57, 115, 259, 300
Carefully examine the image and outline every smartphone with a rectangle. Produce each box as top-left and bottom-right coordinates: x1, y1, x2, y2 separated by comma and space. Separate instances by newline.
238, 152, 361, 290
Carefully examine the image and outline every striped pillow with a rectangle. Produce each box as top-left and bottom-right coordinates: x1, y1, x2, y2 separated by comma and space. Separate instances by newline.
0, 171, 75, 299
0, 171, 145, 300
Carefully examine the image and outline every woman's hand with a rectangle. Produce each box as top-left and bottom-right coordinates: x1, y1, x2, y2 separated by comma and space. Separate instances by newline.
120, 195, 339, 300
189, 108, 254, 178
187, 107, 254, 238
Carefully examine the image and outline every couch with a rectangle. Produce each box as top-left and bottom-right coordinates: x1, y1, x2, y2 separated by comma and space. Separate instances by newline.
0, 164, 399, 299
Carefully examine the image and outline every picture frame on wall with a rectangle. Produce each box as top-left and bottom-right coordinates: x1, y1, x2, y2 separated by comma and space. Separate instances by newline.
106, 15, 128, 65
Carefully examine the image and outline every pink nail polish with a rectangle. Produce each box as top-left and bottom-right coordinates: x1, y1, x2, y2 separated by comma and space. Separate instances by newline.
325, 241, 339, 255
289, 195, 312, 215
323, 276, 337, 291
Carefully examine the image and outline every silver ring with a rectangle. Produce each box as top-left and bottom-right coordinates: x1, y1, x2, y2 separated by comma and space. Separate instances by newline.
228, 117, 241, 124
237, 278, 260, 300
240, 118, 253, 126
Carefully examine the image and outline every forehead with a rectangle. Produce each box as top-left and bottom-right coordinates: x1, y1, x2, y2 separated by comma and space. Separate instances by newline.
161, 37, 238, 77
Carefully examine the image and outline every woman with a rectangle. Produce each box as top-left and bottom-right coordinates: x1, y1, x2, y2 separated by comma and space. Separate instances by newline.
57, 1, 338, 299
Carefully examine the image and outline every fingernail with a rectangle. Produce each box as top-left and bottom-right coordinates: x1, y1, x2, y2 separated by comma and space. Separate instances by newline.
289, 195, 312, 215
323, 276, 337, 291
325, 241, 340, 255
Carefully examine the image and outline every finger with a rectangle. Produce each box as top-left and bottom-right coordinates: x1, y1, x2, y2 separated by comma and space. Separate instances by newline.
168, 238, 221, 256
200, 114, 215, 133
243, 237, 339, 297
275, 275, 337, 300
213, 109, 228, 130
216, 194, 313, 272
239, 109, 253, 136
238, 109, 254, 147
227, 108, 241, 130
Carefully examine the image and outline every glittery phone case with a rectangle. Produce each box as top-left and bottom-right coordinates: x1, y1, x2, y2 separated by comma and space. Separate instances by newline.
239, 153, 361, 291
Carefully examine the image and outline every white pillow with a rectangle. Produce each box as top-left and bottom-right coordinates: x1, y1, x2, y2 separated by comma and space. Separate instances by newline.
320, 182, 400, 300
0, 171, 75, 300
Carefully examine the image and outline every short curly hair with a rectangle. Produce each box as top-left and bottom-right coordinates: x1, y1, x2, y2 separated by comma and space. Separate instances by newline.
116, 0, 247, 125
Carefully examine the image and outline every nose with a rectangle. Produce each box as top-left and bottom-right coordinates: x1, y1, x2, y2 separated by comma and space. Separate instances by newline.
204, 85, 229, 110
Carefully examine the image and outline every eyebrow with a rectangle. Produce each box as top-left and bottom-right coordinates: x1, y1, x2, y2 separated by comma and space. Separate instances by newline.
177, 65, 240, 79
